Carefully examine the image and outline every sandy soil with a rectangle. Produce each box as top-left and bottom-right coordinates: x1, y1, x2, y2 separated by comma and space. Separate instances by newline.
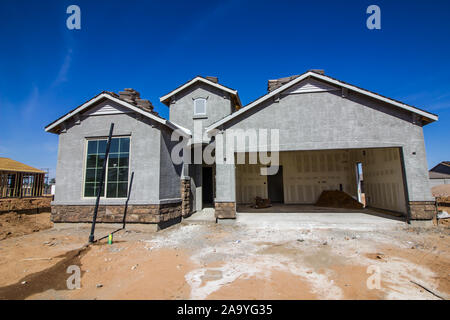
0, 196, 52, 212
432, 184, 450, 198
0, 217, 449, 300
0, 211, 53, 240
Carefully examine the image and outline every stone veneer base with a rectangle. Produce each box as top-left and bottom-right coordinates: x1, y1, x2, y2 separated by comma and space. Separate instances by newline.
51, 202, 182, 228
409, 201, 437, 220
215, 201, 236, 219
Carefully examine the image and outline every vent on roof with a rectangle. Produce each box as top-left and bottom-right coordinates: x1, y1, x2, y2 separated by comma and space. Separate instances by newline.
205, 76, 218, 83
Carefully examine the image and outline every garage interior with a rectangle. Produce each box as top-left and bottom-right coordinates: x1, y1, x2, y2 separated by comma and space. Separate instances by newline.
235, 147, 408, 216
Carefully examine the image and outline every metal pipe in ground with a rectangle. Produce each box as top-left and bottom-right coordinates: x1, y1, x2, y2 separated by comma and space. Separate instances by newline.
89, 123, 114, 243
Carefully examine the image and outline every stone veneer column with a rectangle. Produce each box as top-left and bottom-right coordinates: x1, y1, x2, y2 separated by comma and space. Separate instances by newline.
214, 201, 236, 219
214, 163, 236, 219
181, 178, 191, 217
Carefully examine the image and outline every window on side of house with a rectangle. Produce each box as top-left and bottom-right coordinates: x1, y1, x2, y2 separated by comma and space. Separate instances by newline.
84, 137, 130, 198
194, 98, 206, 116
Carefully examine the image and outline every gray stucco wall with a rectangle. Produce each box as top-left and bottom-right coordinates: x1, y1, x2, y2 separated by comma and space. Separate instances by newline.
169, 82, 233, 134
53, 102, 180, 205
214, 90, 434, 203
215, 163, 236, 203
168, 82, 235, 208
159, 127, 183, 201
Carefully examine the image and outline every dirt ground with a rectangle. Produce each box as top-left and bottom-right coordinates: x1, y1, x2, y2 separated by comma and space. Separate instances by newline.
0, 211, 449, 300
0, 196, 52, 213
0, 211, 53, 240
432, 184, 450, 198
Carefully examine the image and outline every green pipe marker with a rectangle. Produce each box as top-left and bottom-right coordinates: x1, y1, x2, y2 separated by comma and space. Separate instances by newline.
108, 233, 113, 245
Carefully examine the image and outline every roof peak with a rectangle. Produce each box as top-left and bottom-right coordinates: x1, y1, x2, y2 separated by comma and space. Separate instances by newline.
160, 76, 241, 107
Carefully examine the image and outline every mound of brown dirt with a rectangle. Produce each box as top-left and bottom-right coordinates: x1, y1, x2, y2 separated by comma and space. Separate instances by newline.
0, 196, 52, 213
432, 184, 450, 198
315, 190, 364, 209
0, 211, 53, 240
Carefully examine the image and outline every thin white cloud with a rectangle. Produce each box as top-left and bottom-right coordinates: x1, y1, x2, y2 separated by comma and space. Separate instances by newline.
403, 90, 450, 111
52, 48, 73, 86
426, 101, 450, 111
21, 85, 40, 120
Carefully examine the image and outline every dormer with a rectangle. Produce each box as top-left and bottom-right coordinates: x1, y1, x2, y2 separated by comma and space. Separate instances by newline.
160, 76, 241, 133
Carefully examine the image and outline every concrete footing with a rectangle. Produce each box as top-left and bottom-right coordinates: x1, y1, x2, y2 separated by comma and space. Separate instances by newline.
408, 220, 435, 228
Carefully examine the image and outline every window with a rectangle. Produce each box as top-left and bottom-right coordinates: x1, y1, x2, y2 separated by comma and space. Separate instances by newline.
84, 137, 130, 198
194, 98, 206, 115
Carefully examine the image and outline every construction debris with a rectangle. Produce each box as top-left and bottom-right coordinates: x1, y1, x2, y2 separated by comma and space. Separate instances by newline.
253, 197, 271, 209
118, 88, 158, 115
267, 75, 300, 92
437, 211, 449, 219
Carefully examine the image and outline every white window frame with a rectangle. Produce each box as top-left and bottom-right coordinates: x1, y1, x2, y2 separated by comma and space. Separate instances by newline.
193, 98, 207, 116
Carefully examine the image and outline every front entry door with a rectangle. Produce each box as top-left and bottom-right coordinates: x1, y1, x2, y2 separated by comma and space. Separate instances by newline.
267, 166, 284, 203
202, 166, 213, 205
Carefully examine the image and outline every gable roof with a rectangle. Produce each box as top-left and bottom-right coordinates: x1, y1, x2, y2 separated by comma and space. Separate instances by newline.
206, 71, 439, 132
160, 76, 242, 107
0, 158, 45, 174
45, 92, 191, 137
429, 161, 450, 179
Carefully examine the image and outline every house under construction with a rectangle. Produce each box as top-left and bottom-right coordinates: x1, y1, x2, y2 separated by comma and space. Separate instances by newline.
0, 158, 46, 198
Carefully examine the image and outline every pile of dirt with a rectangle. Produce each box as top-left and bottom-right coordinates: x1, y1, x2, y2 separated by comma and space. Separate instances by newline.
315, 190, 364, 209
0, 196, 52, 213
432, 184, 450, 198
0, 211, 53, 240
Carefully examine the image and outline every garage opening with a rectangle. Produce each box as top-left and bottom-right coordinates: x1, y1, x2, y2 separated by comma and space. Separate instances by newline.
235, 148, 407, 217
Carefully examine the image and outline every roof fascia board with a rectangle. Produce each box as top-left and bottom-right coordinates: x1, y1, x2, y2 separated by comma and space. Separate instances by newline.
206, 72, 438, 132
45, 93, 106, 132
310, 72, 438, 121
45, 93, 191, 137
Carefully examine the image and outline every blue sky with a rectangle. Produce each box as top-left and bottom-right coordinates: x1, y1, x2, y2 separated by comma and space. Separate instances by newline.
0, 0, 449, 178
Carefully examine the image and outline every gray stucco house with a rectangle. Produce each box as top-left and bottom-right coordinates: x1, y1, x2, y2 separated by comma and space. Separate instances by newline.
429, 161, 450, 187
45, 70, 439, 228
